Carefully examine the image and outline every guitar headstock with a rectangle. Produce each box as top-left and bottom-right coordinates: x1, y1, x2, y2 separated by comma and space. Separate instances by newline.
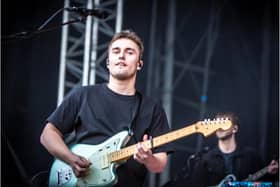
195, 118, 232, 137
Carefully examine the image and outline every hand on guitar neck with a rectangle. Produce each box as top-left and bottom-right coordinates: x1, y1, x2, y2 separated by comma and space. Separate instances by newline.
267, 159, 279, 175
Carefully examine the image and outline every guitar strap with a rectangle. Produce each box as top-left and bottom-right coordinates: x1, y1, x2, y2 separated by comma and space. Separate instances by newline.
128, 90, 142, 142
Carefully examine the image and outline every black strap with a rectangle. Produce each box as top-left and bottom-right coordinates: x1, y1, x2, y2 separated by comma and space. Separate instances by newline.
128, 90, 142, 142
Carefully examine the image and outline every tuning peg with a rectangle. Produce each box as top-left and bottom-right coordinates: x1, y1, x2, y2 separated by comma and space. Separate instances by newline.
202, 119, 207, 124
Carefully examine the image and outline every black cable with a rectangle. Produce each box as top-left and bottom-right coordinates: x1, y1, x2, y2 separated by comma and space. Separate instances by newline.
2, 7, 86, 43
1, 130, 32, 187
30, 170, 49, 187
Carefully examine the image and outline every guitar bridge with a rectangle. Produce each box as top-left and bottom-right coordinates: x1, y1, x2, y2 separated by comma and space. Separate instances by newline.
57, 167, 72, 186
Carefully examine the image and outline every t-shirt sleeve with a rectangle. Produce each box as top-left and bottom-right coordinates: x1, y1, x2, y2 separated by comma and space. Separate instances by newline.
46, 87, 83, 134
149, 103, 174, 154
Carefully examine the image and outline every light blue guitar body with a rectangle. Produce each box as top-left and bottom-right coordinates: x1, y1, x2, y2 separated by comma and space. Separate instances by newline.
49, 131, 130, 187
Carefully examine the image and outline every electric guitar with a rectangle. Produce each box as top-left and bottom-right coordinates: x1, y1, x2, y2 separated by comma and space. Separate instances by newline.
49, 118, 232, 187
210, 160, 279, 187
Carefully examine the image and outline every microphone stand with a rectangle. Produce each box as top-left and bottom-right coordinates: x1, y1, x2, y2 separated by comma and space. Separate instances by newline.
2, 7, 87, 43
174, 146, 210, 181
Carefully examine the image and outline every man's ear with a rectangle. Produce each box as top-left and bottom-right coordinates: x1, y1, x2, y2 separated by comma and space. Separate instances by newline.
232, 125, 238, 133
137, 60, 143, 70
106, 58, 109, 66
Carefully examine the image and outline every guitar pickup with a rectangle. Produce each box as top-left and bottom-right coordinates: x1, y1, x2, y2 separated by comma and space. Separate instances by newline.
100, 155, 109, 169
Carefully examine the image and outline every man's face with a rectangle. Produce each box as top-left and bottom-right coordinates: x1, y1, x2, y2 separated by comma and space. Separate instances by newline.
216, 125, 237, 140
107, 38, 142, 80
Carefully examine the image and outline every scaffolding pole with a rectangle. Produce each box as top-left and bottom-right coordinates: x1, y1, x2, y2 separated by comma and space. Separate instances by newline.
160, 0, 176, 186
57, 0, 123, 105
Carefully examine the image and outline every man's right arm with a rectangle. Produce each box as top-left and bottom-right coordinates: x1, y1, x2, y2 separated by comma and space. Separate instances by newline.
40, 123, 91, 177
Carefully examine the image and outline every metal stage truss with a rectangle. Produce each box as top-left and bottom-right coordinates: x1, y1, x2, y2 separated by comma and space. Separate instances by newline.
57, 0, 123, 105
146, 1, 222, 186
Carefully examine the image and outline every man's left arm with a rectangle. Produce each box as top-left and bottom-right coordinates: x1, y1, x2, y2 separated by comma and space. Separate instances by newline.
133, 134, 167, 173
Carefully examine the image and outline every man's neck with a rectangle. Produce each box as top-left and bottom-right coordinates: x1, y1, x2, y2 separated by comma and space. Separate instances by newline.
218, 136, 237, 154
107, 79, 136, 95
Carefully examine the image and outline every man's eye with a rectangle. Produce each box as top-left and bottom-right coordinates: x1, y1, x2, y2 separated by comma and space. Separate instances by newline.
127, 51, 134, 55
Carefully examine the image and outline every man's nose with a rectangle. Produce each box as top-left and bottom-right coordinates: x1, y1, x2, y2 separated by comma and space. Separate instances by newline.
118, 51, 125, 59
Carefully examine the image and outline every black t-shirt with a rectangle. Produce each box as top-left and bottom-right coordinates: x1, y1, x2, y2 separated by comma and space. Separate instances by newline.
47, 83, 172, 187
222, 151, 235, 175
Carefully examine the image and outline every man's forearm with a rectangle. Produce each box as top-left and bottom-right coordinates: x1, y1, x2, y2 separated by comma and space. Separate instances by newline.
40, 123, 73, 164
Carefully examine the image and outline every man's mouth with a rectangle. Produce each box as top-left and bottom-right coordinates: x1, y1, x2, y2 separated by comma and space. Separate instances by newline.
115, 62, 126, 66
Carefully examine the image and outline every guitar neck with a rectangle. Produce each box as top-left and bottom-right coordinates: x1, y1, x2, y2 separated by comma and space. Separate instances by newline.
243, 166, 268, 182
109, 125, 198, 162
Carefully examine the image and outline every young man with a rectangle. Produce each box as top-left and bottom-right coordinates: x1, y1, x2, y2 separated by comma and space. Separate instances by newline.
191, 112, 278, 187
40, 30, 172, 187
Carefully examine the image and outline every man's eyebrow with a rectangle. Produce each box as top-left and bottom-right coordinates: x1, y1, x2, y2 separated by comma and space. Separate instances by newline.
111, 47, 120, 50
125, 47, 136, 52
111, 47, 136, 52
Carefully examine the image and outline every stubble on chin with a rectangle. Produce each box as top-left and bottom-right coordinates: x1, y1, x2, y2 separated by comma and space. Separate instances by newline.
110, 70, 135, 81
217, 131, 233, 140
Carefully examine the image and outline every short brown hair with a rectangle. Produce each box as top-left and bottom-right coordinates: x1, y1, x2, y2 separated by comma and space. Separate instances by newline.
108, 30, 144, 59
215, 112, 240, 126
